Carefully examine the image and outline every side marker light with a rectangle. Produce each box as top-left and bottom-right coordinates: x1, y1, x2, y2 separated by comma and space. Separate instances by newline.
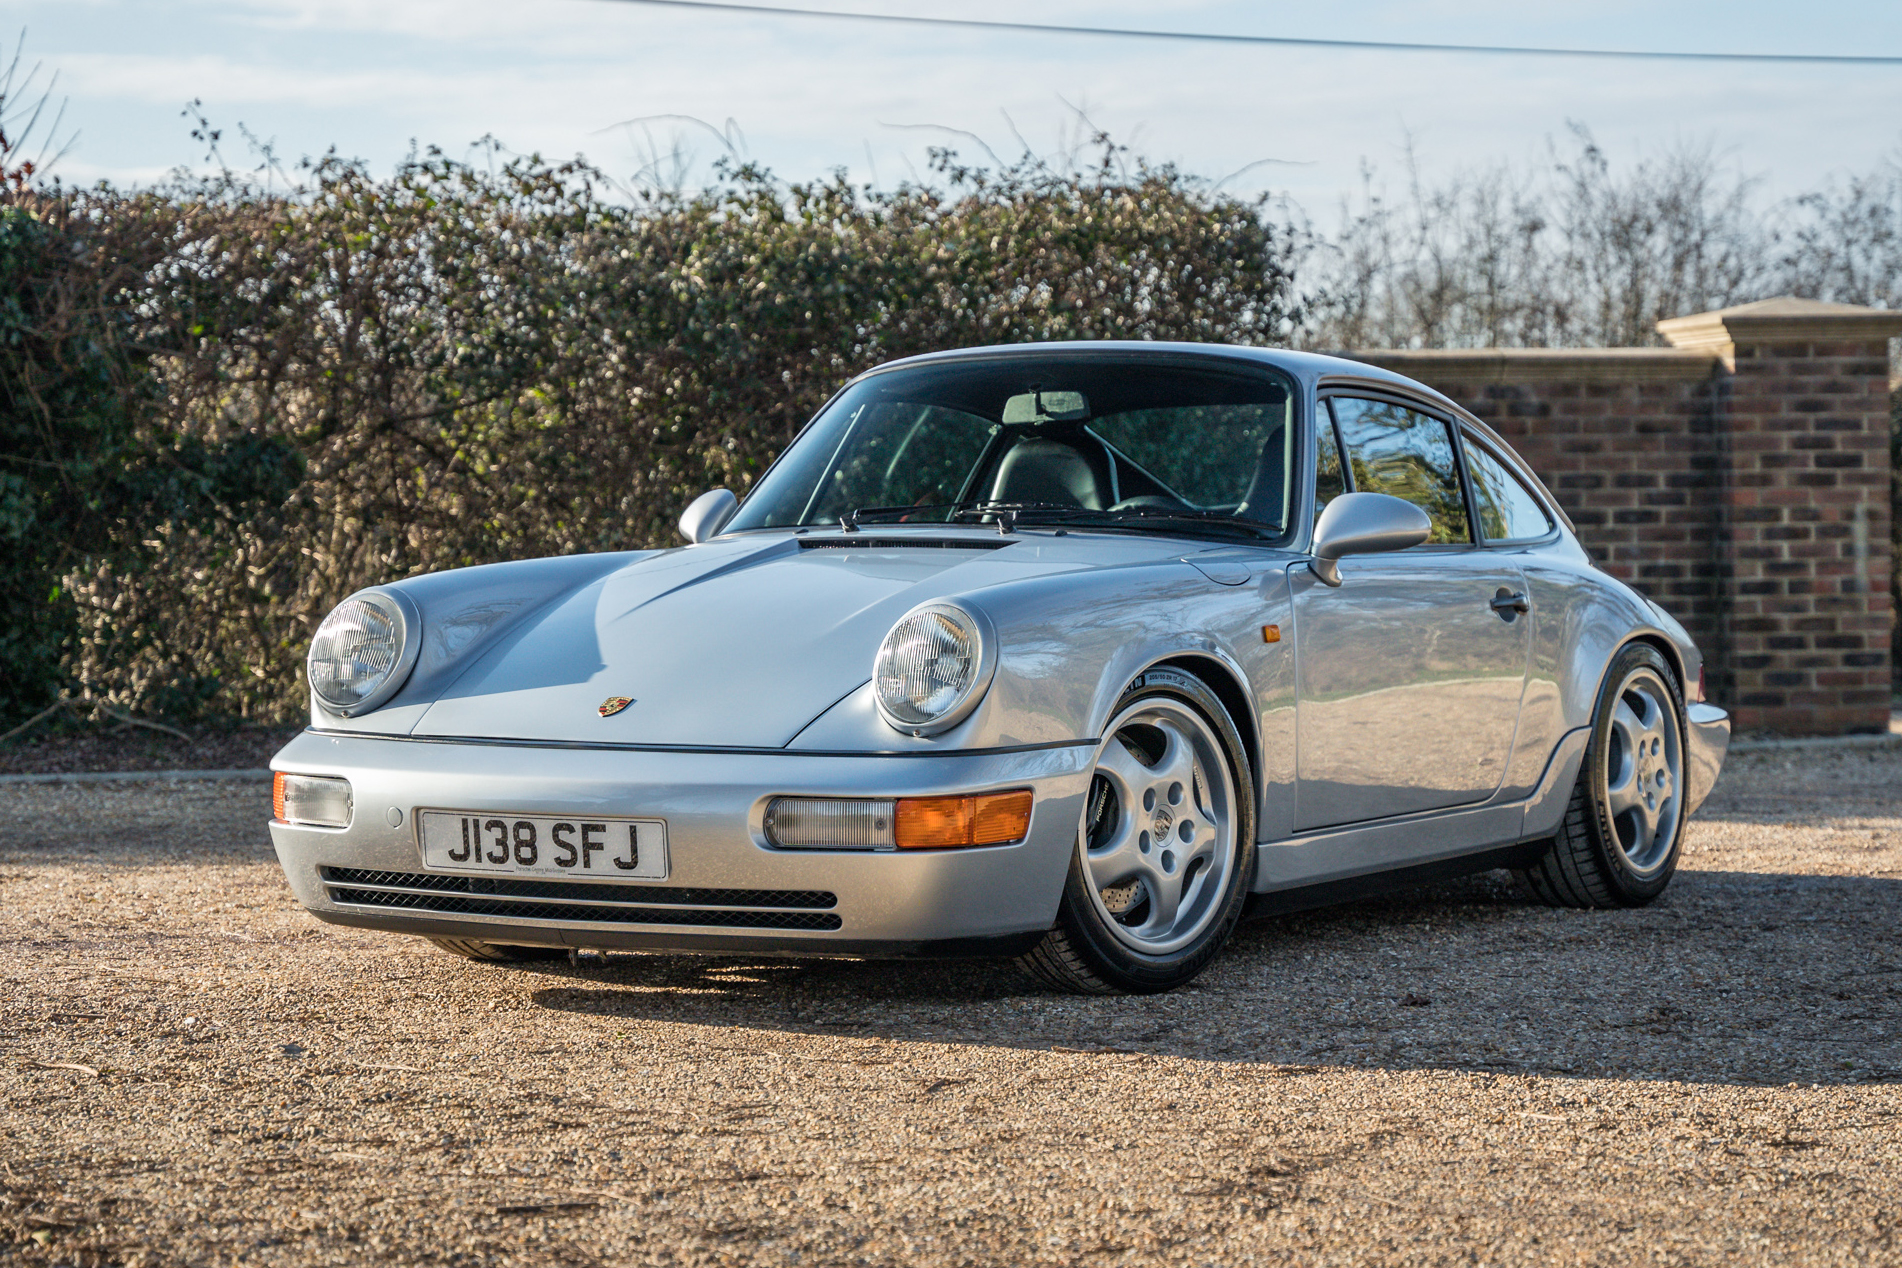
1261, 624, 1281, 643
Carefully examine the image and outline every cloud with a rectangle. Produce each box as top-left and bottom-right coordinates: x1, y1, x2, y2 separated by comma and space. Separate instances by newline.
15, 0, 1902, 206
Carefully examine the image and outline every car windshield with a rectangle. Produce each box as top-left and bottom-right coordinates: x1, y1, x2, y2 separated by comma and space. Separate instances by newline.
724, 355, 1298, 543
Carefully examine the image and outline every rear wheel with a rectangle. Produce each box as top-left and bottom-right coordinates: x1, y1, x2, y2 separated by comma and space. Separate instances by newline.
1019, 668, 1256, 994
423, 936, 569, 963
1518, 643, 1687, 908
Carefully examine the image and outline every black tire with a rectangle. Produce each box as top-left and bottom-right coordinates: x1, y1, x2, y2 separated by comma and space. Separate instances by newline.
423, 936, 569, 963
1517, 642, 1688, 909
1019, 667, 1257, 994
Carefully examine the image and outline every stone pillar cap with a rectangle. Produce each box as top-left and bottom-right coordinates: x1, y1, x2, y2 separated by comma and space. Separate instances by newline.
1658, 295, 1902, 352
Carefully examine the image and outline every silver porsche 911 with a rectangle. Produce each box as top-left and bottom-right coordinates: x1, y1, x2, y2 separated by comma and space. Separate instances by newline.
269, 343, 1730, 993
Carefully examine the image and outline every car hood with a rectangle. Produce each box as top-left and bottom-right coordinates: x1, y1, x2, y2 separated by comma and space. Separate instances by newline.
410, 533, 1112, 747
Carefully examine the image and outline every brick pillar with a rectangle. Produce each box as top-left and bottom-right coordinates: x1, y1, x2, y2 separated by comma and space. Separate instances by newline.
1659, 297, 1902, 735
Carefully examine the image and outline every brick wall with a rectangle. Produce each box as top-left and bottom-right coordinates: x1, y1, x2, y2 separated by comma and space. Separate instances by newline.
1353, 298, 1902, 736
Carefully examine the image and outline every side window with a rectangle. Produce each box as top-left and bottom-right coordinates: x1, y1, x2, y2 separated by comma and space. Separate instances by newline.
1464, 437, 1554, 542
1329, 397, 1471, 545
1313, 407, 1345, 527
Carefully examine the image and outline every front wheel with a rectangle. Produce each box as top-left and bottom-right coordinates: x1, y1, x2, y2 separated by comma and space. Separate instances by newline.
1019, 668, 1256, 994
1518, 643, 1688, 908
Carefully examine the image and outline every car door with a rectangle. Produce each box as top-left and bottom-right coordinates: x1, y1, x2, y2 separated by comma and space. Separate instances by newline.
1292, 394, 1531, 831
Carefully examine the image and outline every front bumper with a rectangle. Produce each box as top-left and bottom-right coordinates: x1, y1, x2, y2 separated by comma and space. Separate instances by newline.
269, 730, 1093, 957
1685, 702, 1729, 816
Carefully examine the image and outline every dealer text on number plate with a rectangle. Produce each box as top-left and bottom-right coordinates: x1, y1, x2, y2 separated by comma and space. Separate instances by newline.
418, 811, 668, 880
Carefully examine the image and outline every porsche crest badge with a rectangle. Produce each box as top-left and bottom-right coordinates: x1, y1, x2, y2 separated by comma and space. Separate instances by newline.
597, 696, 634, 718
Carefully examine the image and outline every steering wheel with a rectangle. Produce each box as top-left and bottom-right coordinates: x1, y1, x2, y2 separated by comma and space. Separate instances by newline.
1107, 494, 1190, 513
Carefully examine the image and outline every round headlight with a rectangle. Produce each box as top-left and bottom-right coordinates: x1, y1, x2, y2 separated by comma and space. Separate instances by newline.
873, 602, 996, 735
307, 590, 420, 716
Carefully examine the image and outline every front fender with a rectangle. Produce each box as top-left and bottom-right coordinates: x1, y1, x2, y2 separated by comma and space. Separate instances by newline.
788, 560, 1281, 751
785, 558, 1296, 835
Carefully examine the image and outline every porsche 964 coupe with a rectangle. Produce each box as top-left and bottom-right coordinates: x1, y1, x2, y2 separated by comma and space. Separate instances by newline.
269, 343, 1730, 993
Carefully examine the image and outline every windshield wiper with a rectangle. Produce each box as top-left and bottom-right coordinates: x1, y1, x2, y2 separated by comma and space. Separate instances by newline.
1006, 505, 1283, 541
840, 504, 939, 531
840, 500, 1074, 532
838, 500, 1277, 541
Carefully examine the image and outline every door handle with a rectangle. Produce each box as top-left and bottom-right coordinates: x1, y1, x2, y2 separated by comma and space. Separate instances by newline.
1491, 589, 1530, 617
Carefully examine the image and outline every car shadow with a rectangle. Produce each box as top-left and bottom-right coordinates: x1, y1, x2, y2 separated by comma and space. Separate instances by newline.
526, 867, 1902, 1088
11, 777, 1895, 1088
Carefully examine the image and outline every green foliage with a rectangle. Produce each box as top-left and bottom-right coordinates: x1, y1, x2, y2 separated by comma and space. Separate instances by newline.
0, 201, 301, 723
5, 143, 1300, 725
0, 206, 88, 722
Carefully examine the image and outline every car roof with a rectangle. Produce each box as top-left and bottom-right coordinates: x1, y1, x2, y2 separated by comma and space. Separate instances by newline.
861, 340, 1454, 404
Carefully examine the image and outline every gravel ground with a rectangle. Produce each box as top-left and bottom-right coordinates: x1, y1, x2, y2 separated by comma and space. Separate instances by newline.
3, 745, 1900, 1266
0, 728, 295, 777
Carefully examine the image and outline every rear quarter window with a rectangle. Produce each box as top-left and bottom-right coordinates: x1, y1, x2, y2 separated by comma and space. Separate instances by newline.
1464, 438, 1554, 542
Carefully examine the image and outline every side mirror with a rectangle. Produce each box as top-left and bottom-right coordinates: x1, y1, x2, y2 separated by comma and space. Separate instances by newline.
1309, 492, 1431, 586
678, 488, 738, 544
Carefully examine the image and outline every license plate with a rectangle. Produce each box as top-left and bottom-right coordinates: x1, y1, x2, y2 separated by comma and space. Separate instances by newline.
418, 811, 668, 881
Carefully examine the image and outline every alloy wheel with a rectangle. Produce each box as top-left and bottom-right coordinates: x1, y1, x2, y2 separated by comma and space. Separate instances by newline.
1080, 697, 1240, 957
1600, 666, 1684, 878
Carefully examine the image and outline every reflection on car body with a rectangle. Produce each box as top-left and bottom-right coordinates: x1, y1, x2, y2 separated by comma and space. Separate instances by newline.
270, 343, 1730, 994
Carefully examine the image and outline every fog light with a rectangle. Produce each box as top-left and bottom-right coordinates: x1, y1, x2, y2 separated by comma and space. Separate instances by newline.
273, 772, 353, 828
764, 798, 896, 850
894, 790, 1033, 850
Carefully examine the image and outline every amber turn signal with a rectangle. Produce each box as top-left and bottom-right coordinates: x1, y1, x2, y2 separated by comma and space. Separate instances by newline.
272, 771, 286, 822
1261, 624, 1281, 643
894, 789, 1033, 849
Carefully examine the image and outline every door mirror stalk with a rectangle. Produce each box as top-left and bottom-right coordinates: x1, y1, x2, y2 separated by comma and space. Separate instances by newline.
1308, 493, 1433, 586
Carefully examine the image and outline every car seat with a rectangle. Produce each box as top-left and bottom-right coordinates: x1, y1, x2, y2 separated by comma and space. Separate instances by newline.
987, 435, 1114, 510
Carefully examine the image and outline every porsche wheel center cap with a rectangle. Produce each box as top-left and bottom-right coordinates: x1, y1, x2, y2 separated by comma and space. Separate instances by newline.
1151, 805, 1174, 839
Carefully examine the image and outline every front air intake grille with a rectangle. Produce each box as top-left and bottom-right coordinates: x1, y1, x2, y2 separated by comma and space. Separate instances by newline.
319, 867, 842, 931
321, 867, 835, 909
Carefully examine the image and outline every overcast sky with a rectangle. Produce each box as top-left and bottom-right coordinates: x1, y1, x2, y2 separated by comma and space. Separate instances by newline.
11, 0, 1902, 215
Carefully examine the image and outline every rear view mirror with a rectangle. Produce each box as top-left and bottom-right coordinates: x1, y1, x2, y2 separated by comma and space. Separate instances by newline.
1002, 388, 1089, 424
679, 488, 738, 544
1309, 492, 1431, 586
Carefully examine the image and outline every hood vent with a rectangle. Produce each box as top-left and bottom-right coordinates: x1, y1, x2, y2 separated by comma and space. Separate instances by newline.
798, 536, 1010, 551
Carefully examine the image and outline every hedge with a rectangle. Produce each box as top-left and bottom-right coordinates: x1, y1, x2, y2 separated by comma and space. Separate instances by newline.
0, 147, 1301, 726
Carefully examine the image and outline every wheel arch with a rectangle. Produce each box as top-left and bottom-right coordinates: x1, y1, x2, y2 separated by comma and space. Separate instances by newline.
1520, 632, 1692, 910
1611, 633, 1689, 708
1152, 652, 1262, 801
1023, 649, 1262, 993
